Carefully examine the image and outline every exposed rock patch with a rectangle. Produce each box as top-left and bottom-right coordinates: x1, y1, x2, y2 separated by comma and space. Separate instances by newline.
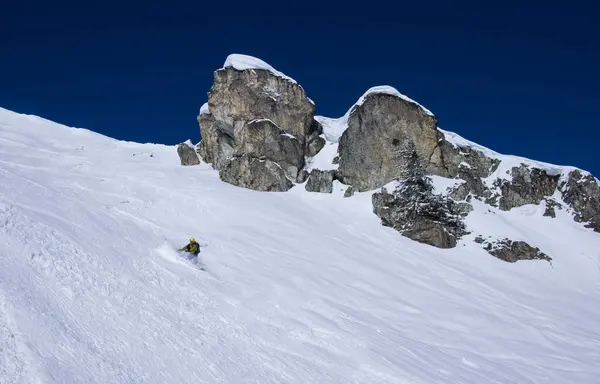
177, 142, 200, 166
305, 170, 335, 193
476, 237, 552, 263
498, 166, 560, 210
219, 154, 293, 192
560, 170, 600, 232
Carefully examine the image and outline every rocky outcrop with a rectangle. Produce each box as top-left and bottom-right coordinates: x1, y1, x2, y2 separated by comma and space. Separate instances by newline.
476, 237, 552, 263
437, 140, 500, 181
372, 159, 470, 251
560, 170, 600, 231
177, 142, 200, 166
219, 154, 293, 192
197, 56, 319, 191
337, 90, 445, 191
305, 170, 335, 193
498, 166, 560, 210
373, 188, 468, 248
192, 54, 600, 252
207, 65, 315, 151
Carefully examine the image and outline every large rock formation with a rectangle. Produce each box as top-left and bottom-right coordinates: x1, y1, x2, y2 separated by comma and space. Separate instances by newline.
189, 54, 600, 255
337, 87, 446, 192
197, 54, 318, 191
205, 55, 316, 152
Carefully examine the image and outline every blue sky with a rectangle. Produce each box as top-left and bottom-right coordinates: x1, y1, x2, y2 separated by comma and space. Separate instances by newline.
1, 1, 598, 175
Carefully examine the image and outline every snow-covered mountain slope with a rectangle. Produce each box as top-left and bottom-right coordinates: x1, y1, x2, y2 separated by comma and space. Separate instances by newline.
1, 106, 600, 384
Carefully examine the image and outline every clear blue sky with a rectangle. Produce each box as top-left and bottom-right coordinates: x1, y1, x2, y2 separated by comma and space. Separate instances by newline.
1, 1, 598, 175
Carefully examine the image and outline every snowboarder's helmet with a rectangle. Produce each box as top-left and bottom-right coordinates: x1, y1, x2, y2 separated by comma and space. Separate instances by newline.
190, 238, 196, 243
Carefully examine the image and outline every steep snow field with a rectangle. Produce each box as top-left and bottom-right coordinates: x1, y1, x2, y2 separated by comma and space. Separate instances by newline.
1, 107, 599, 384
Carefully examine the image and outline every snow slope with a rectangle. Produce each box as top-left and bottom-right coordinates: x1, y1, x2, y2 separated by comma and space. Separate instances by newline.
1, 107, 600, 383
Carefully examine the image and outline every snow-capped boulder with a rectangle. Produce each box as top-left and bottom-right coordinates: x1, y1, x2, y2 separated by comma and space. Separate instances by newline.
197, 54, 319, 191
205, 54, 316, 150
176, 141, 200, 166
305, 170, 335, 193
219, 154, 293, 192
235, 119, 304, 180
337, 87, 446, 192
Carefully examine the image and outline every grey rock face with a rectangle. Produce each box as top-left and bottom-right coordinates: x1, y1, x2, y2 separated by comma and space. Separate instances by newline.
219, 154, 293, 192
478, 238, 552, 263
208, 68, 315, 150
296, 169, 309, 183
402, 221, 460, 249
235, 119, 304, 179
438, 141, 500, 180
305, 170, 335, 193
372, 187, 468, 249
560, 170, 600, 231
197, 113, 235, 169
498, 166, 560, 211
337, 93, 444, 191
305, 119, 326, 157
306, 136, 326, 158
177, 142, 200, 166
343, 186, 354, 198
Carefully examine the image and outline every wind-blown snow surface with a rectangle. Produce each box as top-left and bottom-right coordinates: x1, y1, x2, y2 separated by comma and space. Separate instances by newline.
1, 107, 600, 384
223, 54, 297, 84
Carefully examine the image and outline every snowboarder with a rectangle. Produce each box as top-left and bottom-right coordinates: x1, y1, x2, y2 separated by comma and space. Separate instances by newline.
179, 238, 200, 256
